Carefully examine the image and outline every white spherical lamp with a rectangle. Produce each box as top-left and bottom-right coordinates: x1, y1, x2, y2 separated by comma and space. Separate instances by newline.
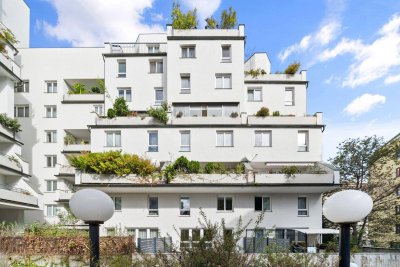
323, 190, 373, 223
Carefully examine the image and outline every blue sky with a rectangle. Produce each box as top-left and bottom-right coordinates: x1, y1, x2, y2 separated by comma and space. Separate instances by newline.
25, 0, 400, 159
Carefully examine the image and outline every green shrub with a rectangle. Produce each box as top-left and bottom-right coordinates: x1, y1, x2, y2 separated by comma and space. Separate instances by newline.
220, 7, 237, 29
0, 28, 18, 55
174, 156, 190, 172
281, 166, 300, 177
164, 164, 176, 183
234, 163, 245, 174
0, 113, 21, 133
107, 108, 116, 118
188, 160, 201, 173
272, 111, 280, 116
284, 61, 301, 74
113, 97, 129, 116
147, 103, 169, 124
204, 162, 226, 174
171, 3, 198, 29
244, 68, 267, 78
256, 107, 269, 117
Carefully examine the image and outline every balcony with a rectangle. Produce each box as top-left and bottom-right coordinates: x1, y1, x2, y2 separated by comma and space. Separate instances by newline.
172, 116, 242, 125
62, 94, 104, 103
0, 153, 29, 176
0, 36, 20, 80
95, 116, 164, 126
63, 144, 91, 153
167, 25, 245, 38
247, 113, 323, 125
244, 71, 307, 83
105, 43, 167, 54
56, 189, 73, 202
0, 123, 22, 144
0, 184, 38, 207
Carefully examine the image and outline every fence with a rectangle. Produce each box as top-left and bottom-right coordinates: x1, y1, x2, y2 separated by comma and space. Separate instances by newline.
243, 237, 290, 253
137, 237, 172, 253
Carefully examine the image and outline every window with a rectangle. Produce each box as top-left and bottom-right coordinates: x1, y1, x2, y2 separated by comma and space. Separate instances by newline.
45, 155, 57, 168
111, 197, 122, 211
180, 229, 190, 248
180, 197, 190, 216
129, 228, 158, 239
181, 46, 195, 58
46, 205, 58, 217
46, 81, 57, 93
45, 130, 57, 143
396, 167, 400, 178
180, 131, 190, 152
396, 224, 400, 234
148, 131, 158, 152
221, 45, 231, 61
45, 106, 57, 118
255, 196, 271, 212
118, 60, 126, 78
14, 105, 29, 117
298, 197, 308, 216
215, 74, 231, 89
255, 131, 271, 147
180, 74, 190, 93
154, 88, 164, 105
15, 80, 29, 93
298, 131, 309, 152
285, 88, 294, 106
216, 131, 233, 147
396, 205, 400, 215
148, 45, 160, 53
150, 60, 163, 73
118, 88, 132, 102
148, 197, 158, 216
217, 197, 233, 211
180, 229, 203, 248
106, 131, 121, 147
248, 88, 262, 101
94, 105, 104, 115
46, 180, 57, 192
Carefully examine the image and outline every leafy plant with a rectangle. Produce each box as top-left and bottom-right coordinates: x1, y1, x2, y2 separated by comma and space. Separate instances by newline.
171, 3, 198, 29
256, 107, 270, 117
0, 113, 21, 133
234, 163, 245, 174
0, 27, 18, 55
176, 111, 183, 118
107, 108, 116, 119
244, 68, 267, 78
281, 166, 300, 177
230, 112, 239, 118
163, 156, 202, 182
64, 133, 77, 145
113, 97, 129, 116
220, 7, 237, 29
69, 83, 88, 94
272, 111, 280, 116
205, 16, 218, 29
204, 162, 226, 174
284, 61, 301, 74
147, 102, 169, 124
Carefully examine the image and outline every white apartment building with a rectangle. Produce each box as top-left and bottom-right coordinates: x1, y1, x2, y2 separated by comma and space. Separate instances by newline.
7, 1, 339, 250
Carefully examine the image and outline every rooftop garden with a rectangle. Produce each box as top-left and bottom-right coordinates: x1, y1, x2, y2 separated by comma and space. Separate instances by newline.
0, 113, 21, 133
0, 27, 18, 56
67, 80, 105, 94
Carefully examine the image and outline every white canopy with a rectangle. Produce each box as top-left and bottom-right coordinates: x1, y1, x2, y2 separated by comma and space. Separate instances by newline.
294, 228, 339, 234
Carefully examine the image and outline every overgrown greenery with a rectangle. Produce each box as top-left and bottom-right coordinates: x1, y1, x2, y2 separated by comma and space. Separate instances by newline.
147, 102, 169, 124
64, 133, 77, 145
284, 61, 301, 74
281, 166, 300, 177
0, 113, 21, 133
68, 150, 157, 177
68, 80, 105, 94
204, 162, 226, 174
272, 111, 280, 116
220, 7, 237, 29
171, 2, 198, 29
0, 27, 18, 55
256, 107, 270, 117
107, 97, 129, 118
244, 68, 267, 78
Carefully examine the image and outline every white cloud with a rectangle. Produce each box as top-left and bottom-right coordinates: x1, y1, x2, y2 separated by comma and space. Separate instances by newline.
150, 13, 165, 22
384, 73, 400, 84
343, 94, 386, 116
41, 0, 164, 47
181, 0, 221, 27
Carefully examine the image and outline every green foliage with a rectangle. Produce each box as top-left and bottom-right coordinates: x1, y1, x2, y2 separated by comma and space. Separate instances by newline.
107, 108, 116, 118
163, 164, 177, 183
24, 222, 86, 237
220, 7, 237, 29
284, 61, 301, 74
256, 107, 270, 117
204, 162, 226, 174
64, 133, 77, 145
281, 166, 300, 177
163, 156, 201, 182
272, 111, 280, 116
205, 16, 218, 29
244, 68, 267, 78
171, 3, 198, 29
147, 102, 169, 124
68, 83, 88, 94
0, 27, 18, 55
113, 97, 129, 116
187, 160, 201, 173
0, 113, 21, 133
68, 150, 157, 177
234, 163, 245, 174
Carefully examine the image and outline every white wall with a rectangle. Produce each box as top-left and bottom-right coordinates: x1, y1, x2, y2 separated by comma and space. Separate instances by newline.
0, 0, 30, 48
0, 78, 14, 116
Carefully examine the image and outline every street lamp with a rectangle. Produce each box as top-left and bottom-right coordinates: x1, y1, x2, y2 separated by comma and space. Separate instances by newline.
323, 190, 373, 267
69, 189, 114, 267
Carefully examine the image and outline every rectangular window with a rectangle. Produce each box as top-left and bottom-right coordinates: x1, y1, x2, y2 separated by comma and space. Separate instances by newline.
154, 88, 164, 106
45, 130, 57, 143
46, 205, 58, 217
14, 80, 29, 93
216, 131, 233, 147
180, 74, 191, 93
255, 196, 271, 212
94, 105, 104, 115
46, 81, 57, 93
148, 196, 159, 216
46, 180, 57, 192
180, 131, 190, 152
45, 155, 57, 168
221, 45, 231, 61
298, 131, 309, 152
118, 88, 132, 102
215, 74, 232, 89
118, 60, 126, 78
106, 131, 121, 147
150, 60, 163, 73
285, 88, 294, 106
180, 229, 190, 248
181, 46, 195, 58
180, 197, 190, 216
217, 197, 233, 211
255, 131, 271, 147
111, 197, 122, 211
298, 197, 308, 216
45, 106, 57, 118
248, 88, 262, 101
14, 105, 29, 117
148, 45, 160, 53
148, 131, 158, 152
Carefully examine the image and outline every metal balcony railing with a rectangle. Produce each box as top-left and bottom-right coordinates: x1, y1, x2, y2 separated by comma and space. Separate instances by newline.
106, 43, 167, 54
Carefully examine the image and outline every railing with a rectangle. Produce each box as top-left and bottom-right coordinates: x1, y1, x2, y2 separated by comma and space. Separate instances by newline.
106, 42, 167, 54
243, 237, 290, 253
0, 183, 30, 195
137, 237, 172, 253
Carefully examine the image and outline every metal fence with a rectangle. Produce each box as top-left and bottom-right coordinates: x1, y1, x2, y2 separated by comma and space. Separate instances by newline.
137, 237, 173, 253
243, 237, 290, 253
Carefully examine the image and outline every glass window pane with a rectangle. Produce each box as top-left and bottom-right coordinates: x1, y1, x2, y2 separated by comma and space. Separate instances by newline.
181, 77, 190, 88
150, 229, 158, 238
181, 229, 189, 241
139, 229, 147, 239
287, 229, 295, 242
149, 197, 158, 209
192, 229, 201, 241
298, 197, 306, 209
225, 197, 233, 210
118, 90, 124, 98
216, 76, 222, 88
263, 197, 270, 211
46, 181, 51, 191
149, 132, 158, 145
262, 132, 270, 146
126, 90, 132, 102
222, 46, 230, 58
225, 76, 231, 88
217, 197, 224, 210
275, 229, 284, 239
255, 197, 262, 211
255, 132, 262, 146
157, 62, 163, 73
114, 197, 122, 210
181, 132, 190, 146
155, 89, 164, 101
254, 90, 261, 101
53, 83, 57, 92
217, 133, 224, 146
225, 132, 233, 146
119, 62, 126, 74
248, 90, 254, 101
47, 83, 51, 92
18, 107, 24, 117
189, 47, 195, 57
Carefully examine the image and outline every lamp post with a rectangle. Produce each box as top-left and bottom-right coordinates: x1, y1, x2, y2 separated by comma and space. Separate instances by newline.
69, 189, 114, 267
323, 190, 373, 267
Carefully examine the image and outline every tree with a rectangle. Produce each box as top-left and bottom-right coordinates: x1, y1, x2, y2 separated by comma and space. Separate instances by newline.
113, 97, 129, 116
284, 61, 301, 74
220, 7, 237, 29
205, 16, 218, 29
171, 3, 198, 29
328, 135, 400, 247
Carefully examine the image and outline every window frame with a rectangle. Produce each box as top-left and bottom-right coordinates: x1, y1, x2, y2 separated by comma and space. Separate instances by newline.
255, 130, 272, 147
285, 88, 294, 106
148, 131, 158, 152
14, 105, 29, 118
149, 60, 163, 73
147, 45, 160, 53
111, 196, 122, 211
181, 45, 196, 58
117, 88, 132, 102
45, 155, 57, 168
216, 131, 234, 147
154, 88, 164, 106
215, 74, 232, 89
180, 131, 191, 152
117, 60, 126, 78
180, 74, 191, 94
45, 105, 57, 118
105, 131, 121, 147
217, 196, 233, 212
93, 105, 104, 115
248, 88, 262, 102
45, 130, 57, 143
221, 45, 232, 62
180, 196, 191, 216
297, 131, 309, 152
46, 204, 58, 217
254, 196, 272, 212
46, 180, 57, 192
297, 196, 308, 217
45, 81, 57, 93
15, 80, 29, 93
148, 196, 159, 216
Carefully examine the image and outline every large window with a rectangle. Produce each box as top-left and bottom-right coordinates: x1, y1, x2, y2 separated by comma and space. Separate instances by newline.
46, 180, 57, 192
298, 197, 308, 216
181, 46, 195, 58
217, 197, 233, 211
94, 105, 104, 115
255, 131, 271, 147
148, 197, 159, 216
14, 105, 29, 117
46, 81, 57, 93
148, 131, 158, 152
150, 60, 163, 73
180, 197, 190, 216
255, 196, 271, 212
174, 104, 238, 118
248, 88, 262, 101
106, 131, 121, 147
128, 228, 158, 239
221, 45, 231, 61
180, 229, 202, 248
215, 74, 232, 89
147, 45, 160, 53
154, 88, 164, 106
285, 88, 294, 106
15, 80, 29, 93
46, 205, 58, 217
45, 155, 57, 168
45, 130, 57, 143
180, 74, 191, 93
216, 131, 233, 147
45, 106, 57, 118
297, 131, 309, 152
118, 88, 132, 102
118, 60, 126, 78
111, 197, 122, 211
180, 131, 190, 152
